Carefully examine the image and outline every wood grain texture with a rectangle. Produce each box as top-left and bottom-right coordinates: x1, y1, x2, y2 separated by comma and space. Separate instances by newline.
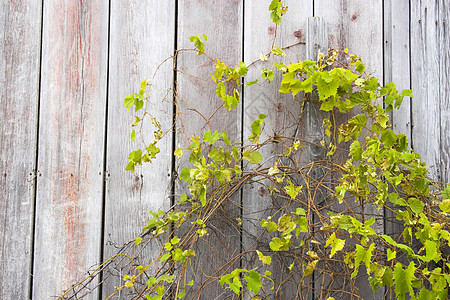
439, 0, 450, 183
33, 1, 109, 298
384, 0, 411, 143
176, 1, 243, 298
306, 17, 333, 300
411, 0, 441, 181
314, 1, 384, 299
242, 1, 312, 298
0, 1, 42, 298
383, 0, 412, 279
103, 1, 175, 298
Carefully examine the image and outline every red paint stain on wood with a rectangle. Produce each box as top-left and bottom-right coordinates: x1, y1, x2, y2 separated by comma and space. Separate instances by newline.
62, 171, 85, 283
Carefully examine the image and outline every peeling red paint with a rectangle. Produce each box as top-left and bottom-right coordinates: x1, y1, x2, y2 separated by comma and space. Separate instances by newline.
62, 170, 85, 284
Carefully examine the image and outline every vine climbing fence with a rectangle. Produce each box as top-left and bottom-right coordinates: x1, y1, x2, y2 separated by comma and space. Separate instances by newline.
1, 0, 449, 299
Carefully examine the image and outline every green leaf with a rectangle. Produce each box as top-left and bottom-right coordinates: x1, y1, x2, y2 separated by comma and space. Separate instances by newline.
171, 236, 180, 245
256, 250, 271, 265
244, 150, 262, 164
381, 130, 397, 148
439, 199, 450, 212
325, 233, 345, 258
189, 35, 206, 55
160, 252, 171, 262
245, 270, 262, 295
408, 197, 424, 214
269, 0, 283, 25
246, 79, 258, 86
352, 243, 374, 278
177, 290, 186, 299
272, 45, 286, 57
401, 89, 414, 97
387, 249, 396, 261
132, 116, 141, 126
261, 68, 275, 82
261, 219, 277, 232
424, 240, 441, 262
135, 237, 142, 245
350, 140, 363, 160
131, 129, 136, 141
239, 62, 248, 76
180, 168, 192, 183
134, 98, 144, 112
317, 74, 339, 100
249, 114, 266, 144
284, 180, 302, 199
393, 262, 416, 297
229, 276, 242, 294
174, 148, 183, 158
124, 94, 134, 110
126, 149, 143, 172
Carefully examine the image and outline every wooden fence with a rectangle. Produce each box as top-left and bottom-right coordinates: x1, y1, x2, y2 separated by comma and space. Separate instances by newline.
0, 0, 449, 299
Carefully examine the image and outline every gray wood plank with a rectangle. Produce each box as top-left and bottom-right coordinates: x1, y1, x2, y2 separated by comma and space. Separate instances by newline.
306, 17, 332, 300
0, 1, 42, 299
411, 0, 441, 181
383, 3, 412, 295
384, 0, 411, 143
242, 1, 312, 299
176, 1, 243, 298
314, 1, 384, 299
33, 1, 109, 299
439, 0, 450, 184
102, 1, 175, 298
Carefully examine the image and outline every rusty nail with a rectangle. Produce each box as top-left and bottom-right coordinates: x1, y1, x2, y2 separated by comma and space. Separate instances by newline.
418, 20, 421, 23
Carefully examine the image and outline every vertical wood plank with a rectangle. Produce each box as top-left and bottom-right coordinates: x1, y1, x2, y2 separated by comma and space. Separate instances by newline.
383, 1, 412, 289
314, 1, 383, 299
33, 1, 109, 298
384, 0, 411, 143
439, 0, 450, 184
306, 17, 331, 300
176, 1, 243, 298
103, 1, 175, 298
243, 1, 312, 298
0, 1, 42, 298
411, 0, 441, 181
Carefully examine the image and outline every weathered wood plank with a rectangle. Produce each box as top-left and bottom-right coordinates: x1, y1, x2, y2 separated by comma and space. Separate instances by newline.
314, 1, 384, 299
242, 1, 311, 298
102, 1, 175, 298
383, 1, 412, 289
0, 1, 42, 298
439, 0, 450, 184
411, 0, 441, 181
176, 1, 243, 298
306, 17, 332, 300
33, 1, 109, 298
384, 0, 411, 143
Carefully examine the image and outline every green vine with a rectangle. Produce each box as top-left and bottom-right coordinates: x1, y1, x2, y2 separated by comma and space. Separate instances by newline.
63, 2, 450, 300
